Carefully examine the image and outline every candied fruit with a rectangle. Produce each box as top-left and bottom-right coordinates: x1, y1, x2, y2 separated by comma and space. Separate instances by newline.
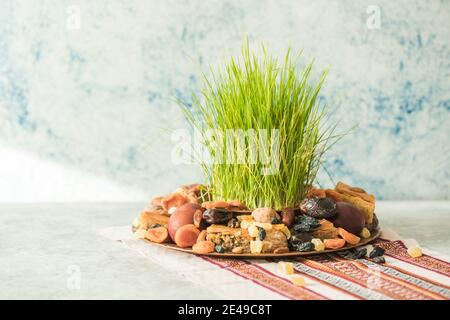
290, 276, 306, 286
407, 246, 423, 258
311, 238, 325, 251
278, 261, 294, 275
360, 227, 371, 239
250, 240, 263, 254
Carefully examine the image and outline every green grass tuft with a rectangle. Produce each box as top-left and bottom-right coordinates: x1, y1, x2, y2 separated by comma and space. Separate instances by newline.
182, 41, 342, 210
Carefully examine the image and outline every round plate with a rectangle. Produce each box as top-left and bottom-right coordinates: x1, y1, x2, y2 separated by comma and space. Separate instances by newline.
141, 229, 380, 258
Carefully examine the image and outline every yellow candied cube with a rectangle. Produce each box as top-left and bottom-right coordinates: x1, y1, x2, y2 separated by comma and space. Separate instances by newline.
290, 276, 306, 286
359, 227, 371, 239
248, 224, 260, 237
278, 261, 294, 275
311, 238, 325, 251
407, 246, 423, 258
250, 240, 263, 254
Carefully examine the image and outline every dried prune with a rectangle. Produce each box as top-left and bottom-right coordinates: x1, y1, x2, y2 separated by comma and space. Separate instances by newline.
369, 246, 385, 258
289, 232, 312, 245
203, 208, 233, 224
300, 197, 337, 219
293, 223, 312, 233
292, 241, 315, 252
294, 215, 321, 228
258, 228, 266, 241
353, 247, 367, 259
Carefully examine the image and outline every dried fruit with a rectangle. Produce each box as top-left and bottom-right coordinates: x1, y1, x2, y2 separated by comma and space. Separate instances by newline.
337, 227, 361, 245
407, 246, 423, 258
352, 247, 367, 259
145, 226, 170, 243
250, 240, 263, 253
369, 246, 385, 258
192, 241, 215, 254
193, 209, 207, 229
360, 227, 371, 239
300, 197, 337, 219
161, 192, 194, 211
258, 228, 266, 241
311, 238, 325, 251
290, 276, 306, 286
174, 224, 200, 248
372, 256, 385, 264
330, 202, 365, 235
202, 208, 233, 224
323, 238, 346, 249
290, 232, 313, 245
168, 203, 200, 240
280, 208, 295, 227
278, 262, 294, 274
292, 241, 315, 252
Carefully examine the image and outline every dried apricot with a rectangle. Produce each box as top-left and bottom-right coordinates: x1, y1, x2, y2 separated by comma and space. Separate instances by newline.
145, 227, 169, 243
324, 238, 346, 249
337, 227, 361, 245
192, 240, 215, 254
174, 224, 200, 248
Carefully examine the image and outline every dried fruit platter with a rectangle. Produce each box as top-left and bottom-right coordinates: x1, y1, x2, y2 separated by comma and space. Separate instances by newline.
132, 182, 382, 258
141, 228, 380, 258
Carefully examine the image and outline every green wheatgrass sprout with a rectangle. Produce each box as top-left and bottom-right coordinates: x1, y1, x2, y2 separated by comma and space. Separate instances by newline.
182, 42, 341, 210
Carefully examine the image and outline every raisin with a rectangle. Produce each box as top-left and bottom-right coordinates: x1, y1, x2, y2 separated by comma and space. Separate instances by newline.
258, 228, 266, 241
372, 256, 385, 264
369, 246, 385, 258
353, 247, 367, 259
294, 242, 314, 252
215, 245, 225, 253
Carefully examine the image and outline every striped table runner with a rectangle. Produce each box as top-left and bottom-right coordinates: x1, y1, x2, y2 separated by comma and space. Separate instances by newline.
98, 226, 450, 300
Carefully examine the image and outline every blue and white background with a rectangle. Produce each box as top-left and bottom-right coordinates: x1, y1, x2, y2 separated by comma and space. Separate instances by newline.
0, 0, 449, 202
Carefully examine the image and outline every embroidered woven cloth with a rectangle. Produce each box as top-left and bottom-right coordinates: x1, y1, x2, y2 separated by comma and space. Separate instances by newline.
97, 226, 450, 300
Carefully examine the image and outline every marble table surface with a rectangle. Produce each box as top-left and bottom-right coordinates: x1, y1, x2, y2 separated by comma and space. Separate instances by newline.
0, 201, 449, 299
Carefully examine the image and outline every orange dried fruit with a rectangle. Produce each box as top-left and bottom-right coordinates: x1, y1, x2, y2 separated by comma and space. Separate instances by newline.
145, 227, 169, 243
161, 192, 191, 211
337, 227, 361, 245
324, 238, 346, 249
192, 240, 215, 254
